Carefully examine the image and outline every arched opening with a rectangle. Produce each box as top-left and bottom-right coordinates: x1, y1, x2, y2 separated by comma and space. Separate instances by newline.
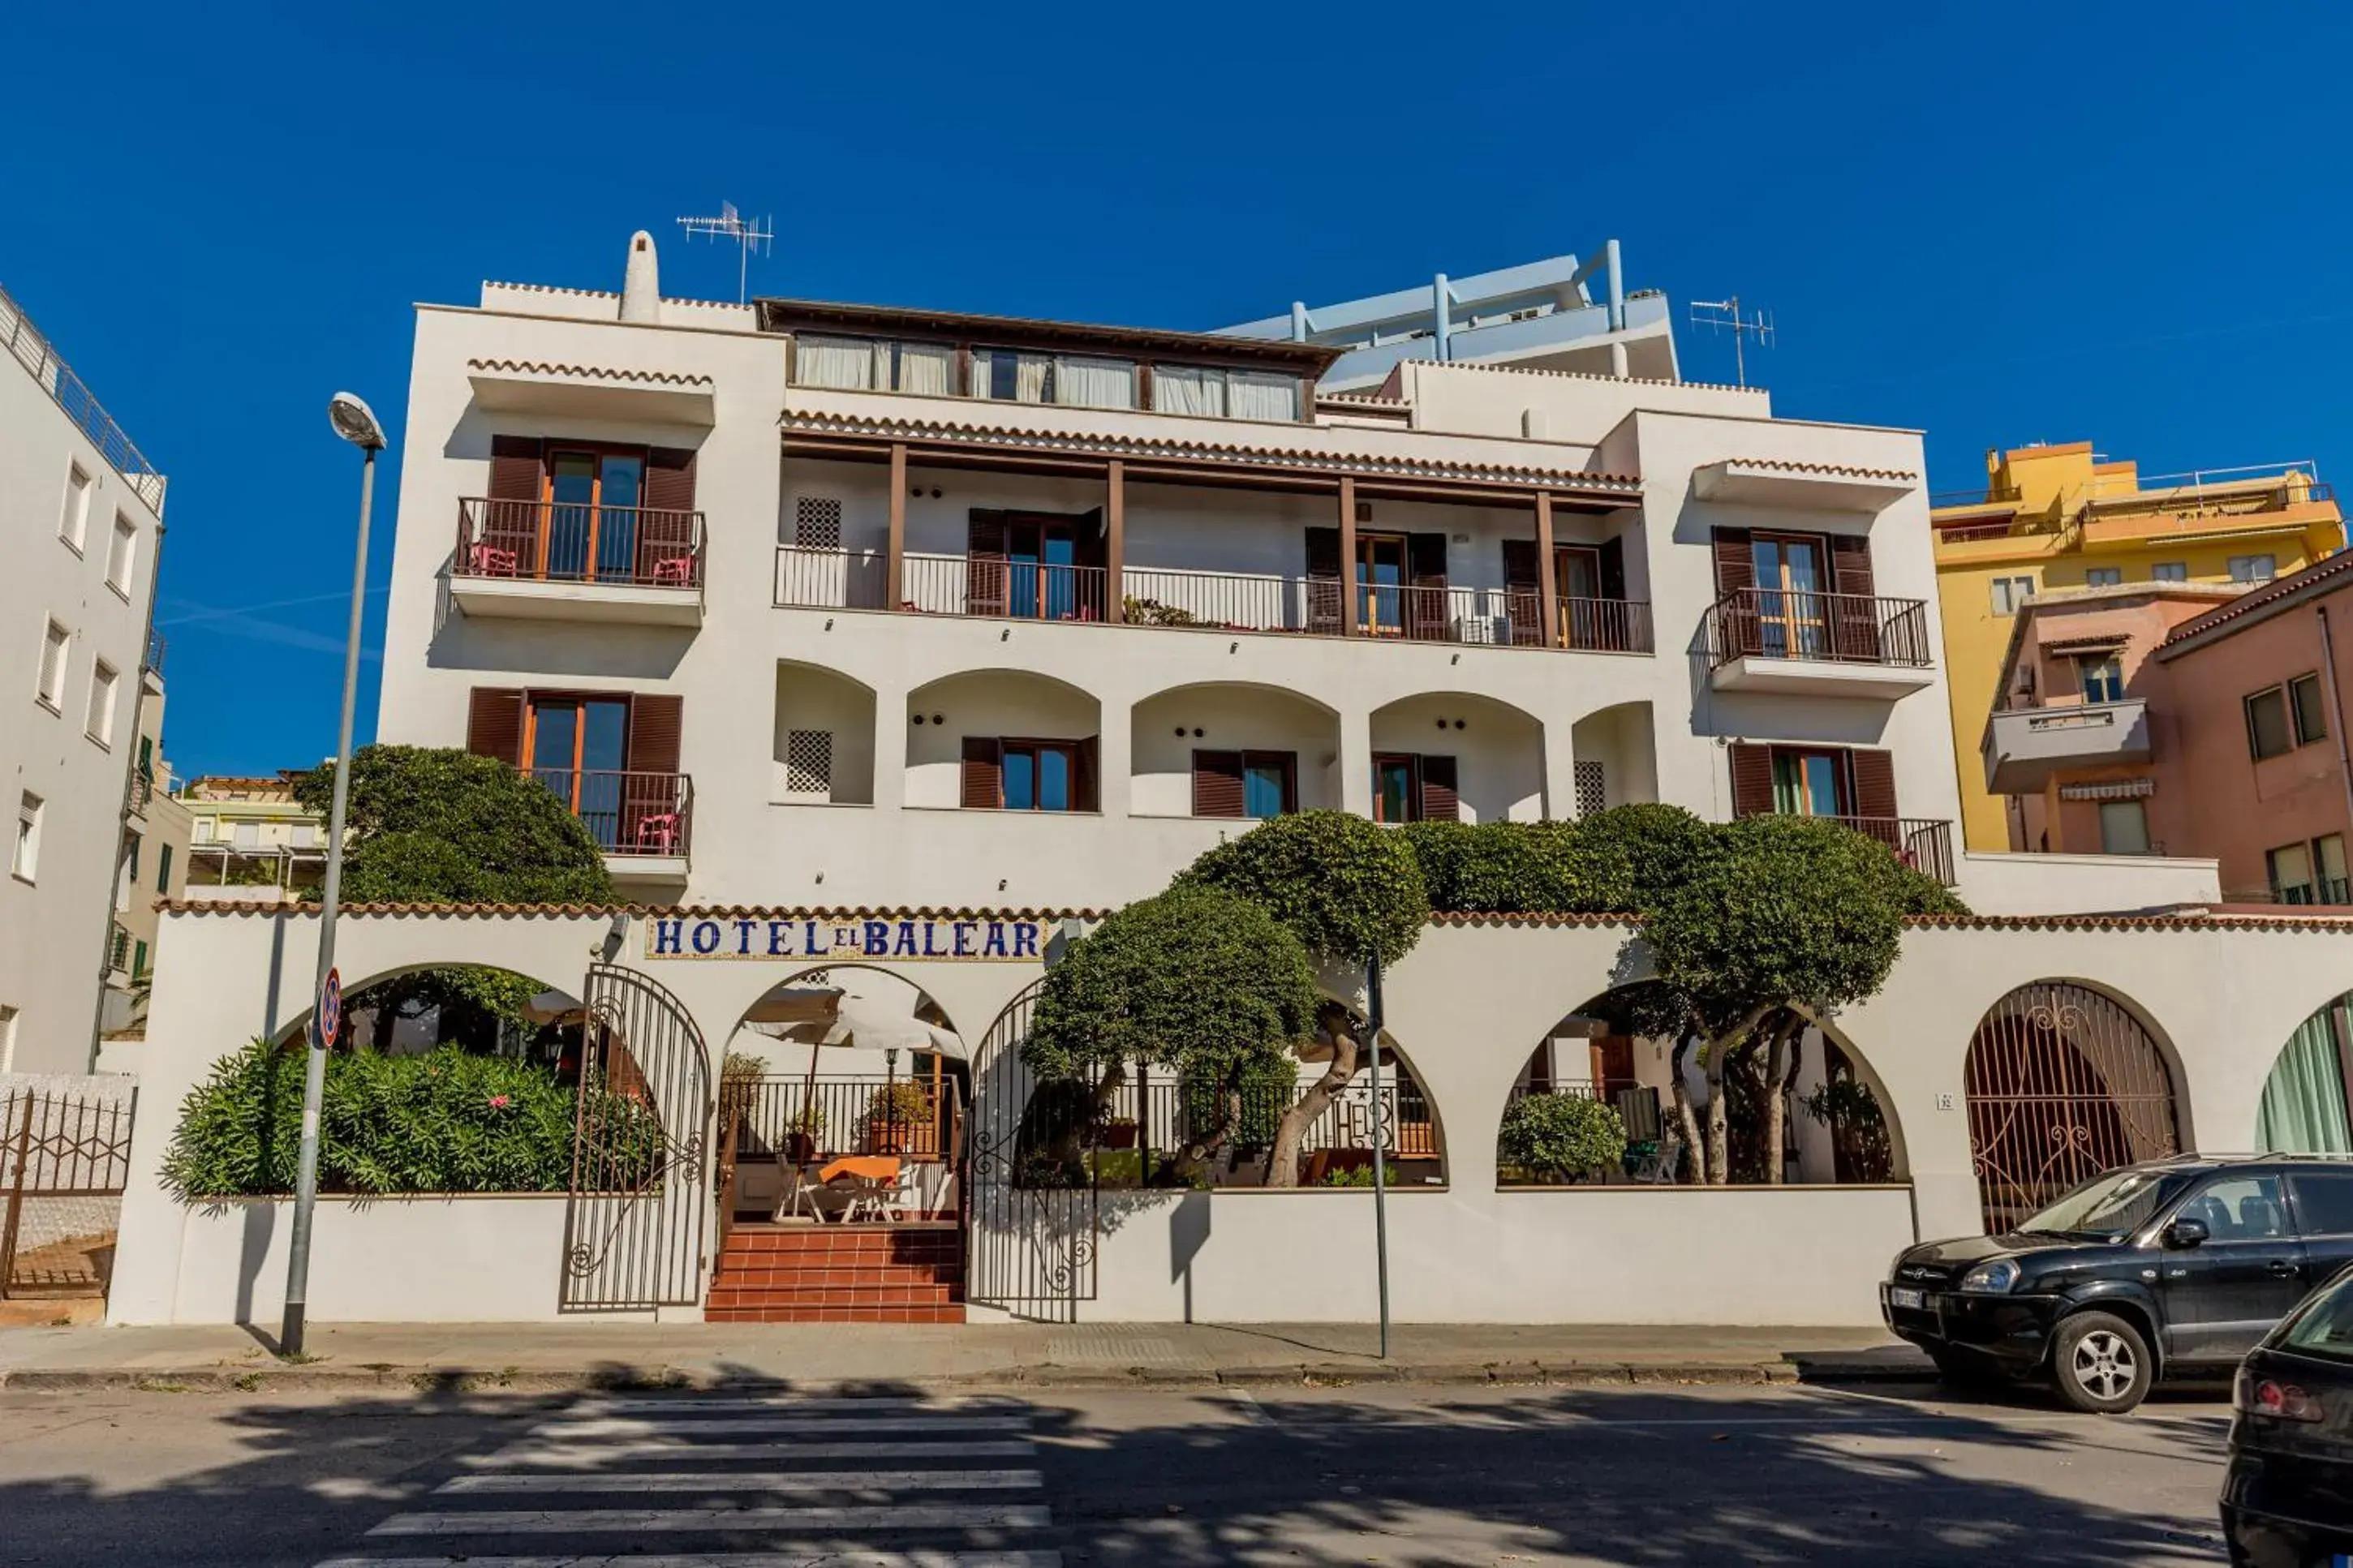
2256, 993, 2353, 1153
273, 962, 582, 1068
1568, 700, 1658, 817
1367, 692, 1543, 823
772, 660, 876, 805
1964, 981, 2181, 1233
716, 964, 970, 1226
1129, 681, 1340, 819
905, 669, 1103, 813
1498, 985, 1903, 1187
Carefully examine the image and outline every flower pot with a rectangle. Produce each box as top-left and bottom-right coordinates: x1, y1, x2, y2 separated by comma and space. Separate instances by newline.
1098, 1123, 1139, 1150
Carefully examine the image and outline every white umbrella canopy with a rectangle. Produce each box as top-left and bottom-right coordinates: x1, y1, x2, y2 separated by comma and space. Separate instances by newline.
742, 982, 967, 1060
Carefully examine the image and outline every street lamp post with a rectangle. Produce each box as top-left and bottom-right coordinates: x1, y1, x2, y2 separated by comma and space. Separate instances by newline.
280, 392, 385, 1358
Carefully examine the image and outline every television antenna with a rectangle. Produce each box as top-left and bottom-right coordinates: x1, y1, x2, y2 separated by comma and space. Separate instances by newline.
676, 202, 773, 304
1688, 296, 1774, 388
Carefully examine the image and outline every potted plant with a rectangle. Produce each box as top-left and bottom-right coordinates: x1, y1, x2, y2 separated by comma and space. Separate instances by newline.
867, 1080, 931, 1155
781, 1102, 826, 1165
1497, 1093, 1628, 1185
1097, 1116, 1140, 1150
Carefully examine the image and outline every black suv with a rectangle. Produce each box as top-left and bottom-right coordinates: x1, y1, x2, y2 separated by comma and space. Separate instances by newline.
1883, 1155, 2353, 1413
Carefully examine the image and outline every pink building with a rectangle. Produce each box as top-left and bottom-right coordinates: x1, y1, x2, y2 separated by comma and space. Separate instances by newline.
1984, 553, 2353, 903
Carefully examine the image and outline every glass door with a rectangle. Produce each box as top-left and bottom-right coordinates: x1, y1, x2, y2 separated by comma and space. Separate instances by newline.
544, 450, 645, 582
1770, 748, 1848, 819
528, 697, 630, 847
1752, 535, 1829, 659
1556, 545, 1602, 649
1372, 754, 1417, 823
1357, 535, 1407, 636
1005, 518, 1078, 620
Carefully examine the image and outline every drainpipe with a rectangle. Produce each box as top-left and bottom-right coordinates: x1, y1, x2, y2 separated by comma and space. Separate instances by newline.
1289, 301, 1309, 342
1433, 274, 1450, 363
1606, 238, 1624, 330
2316, 605, 2353, 858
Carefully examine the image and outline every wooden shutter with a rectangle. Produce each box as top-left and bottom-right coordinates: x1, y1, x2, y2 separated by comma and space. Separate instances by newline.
1598, 535, 1627, 600
1727, 742, 1775, 818
967, 509, 1009, 616
960, 737, 1003, 810
1073, 736, 1100, 813
1828, 534, 1881, 660
1850, 747, 1899, 822
1501, 538, 1540, 592
1304, 526, 1341, 578
488, 436, 544, 501
626, 694, 683, 776
1304, 525, 1343, 634
1421, 754, 1460, 822
466, 688, 526, 766
640, 448, 699, 584
1192, 750, 1245, 818
1406, 533, 1451, 638
645, 448, 697, 512
1711, 526, 1755, 595
1829, 534, 1874, 597
1407, 532, 1449, 583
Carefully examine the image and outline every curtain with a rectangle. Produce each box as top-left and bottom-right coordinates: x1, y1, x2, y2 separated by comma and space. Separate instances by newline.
970, 349, 995, 398
2258, 1008, 2353, 1153
1228, 369, 1300, 421
1014, 353, 1051, 404
897, 342, 954, 395
795, 334, 874, 389
1055, 356, 1137, 409
1155, 363, 1224, 416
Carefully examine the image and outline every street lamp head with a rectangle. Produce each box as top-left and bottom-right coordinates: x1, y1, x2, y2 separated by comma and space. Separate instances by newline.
327, 392, 385, 451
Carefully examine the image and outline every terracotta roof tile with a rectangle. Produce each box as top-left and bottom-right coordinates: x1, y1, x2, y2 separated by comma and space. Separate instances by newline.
1430, 909, 2353, 933
1407, 360, 1756, 395
467, 359, 714, 388
2159, 549, 2353, 649
1719, 457, 1918, 483
158, 900, 1109, 920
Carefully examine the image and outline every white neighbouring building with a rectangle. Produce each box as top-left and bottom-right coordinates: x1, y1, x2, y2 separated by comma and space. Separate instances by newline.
0, 282, 166, 1076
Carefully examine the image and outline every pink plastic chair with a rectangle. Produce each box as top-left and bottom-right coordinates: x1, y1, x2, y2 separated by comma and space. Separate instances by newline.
635, 813, 682, 853
468, 543, 518, 577
652, 556, 696, 586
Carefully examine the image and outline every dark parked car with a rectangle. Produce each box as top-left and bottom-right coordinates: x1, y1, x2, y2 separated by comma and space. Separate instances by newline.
2222, 1264, 2353, 1566
1882, 1155, 2353, 1413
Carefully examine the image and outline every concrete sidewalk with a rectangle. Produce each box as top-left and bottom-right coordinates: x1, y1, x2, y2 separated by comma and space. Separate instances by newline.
0, 1319, 1928, 1394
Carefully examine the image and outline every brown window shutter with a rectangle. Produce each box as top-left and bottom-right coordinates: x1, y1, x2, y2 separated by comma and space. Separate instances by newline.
1407, 533, 1449, 583
1711, 527, 1755, 595
1598, 535, 1627, 600
488, 436, 544, 502
1727, 742, 1774, 818
1304, 526, 1342, 579
961, 737, 1003, 809
968, 509, 1008, 556
626, 694, 683, 776
1501, 538, 1538, 593
1421, 754, 1460, 822
1192, 750, 1245, 818
644, 447, 697, 513
1827, 535, 1881, 659
967, 510, 1009, 616
1073, 735, 1100, 813
465, 688, 526, 766
1829, 534, 1875, 597
1850, 748, 1899, 822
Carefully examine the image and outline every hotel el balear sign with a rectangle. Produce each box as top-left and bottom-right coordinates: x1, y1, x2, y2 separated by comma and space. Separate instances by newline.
647, 914, 1045, 963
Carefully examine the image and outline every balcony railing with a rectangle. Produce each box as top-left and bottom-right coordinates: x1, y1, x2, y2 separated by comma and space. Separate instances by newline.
723, 1076, 956, 1165
528, 768, 693, 858
143, 628, 166, 675
0, 283, 166, 511
1826, 814, 1956, 886
1706, 588, 1934, 668
776, 543, 889, 609
456, 498, 704, 591
126, 769, 154, 817
904, 554, 1111, 621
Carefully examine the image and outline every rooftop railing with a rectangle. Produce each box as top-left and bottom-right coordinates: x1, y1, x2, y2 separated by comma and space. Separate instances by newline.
0, 283, 166, 513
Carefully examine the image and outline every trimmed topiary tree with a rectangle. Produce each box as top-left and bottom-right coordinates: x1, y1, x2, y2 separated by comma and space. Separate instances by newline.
1499, 1093, 1628, 1183
1565, 803, 1719, 913
1402, 820, 1588, 913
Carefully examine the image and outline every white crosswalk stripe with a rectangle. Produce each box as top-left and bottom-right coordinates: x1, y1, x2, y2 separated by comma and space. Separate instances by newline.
314, 1394, 1060, 1568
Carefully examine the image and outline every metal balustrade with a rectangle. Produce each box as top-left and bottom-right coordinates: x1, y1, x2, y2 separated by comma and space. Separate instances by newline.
1707, 588, 1934, 668
456, 498, 704, 591
528, 768, 693, 857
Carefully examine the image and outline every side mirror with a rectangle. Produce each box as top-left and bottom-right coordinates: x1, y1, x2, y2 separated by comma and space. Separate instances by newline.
2163, 1216, 2210, 1249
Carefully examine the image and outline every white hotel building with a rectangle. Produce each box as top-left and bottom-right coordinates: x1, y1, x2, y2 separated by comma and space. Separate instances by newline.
376, 234, 2192, 919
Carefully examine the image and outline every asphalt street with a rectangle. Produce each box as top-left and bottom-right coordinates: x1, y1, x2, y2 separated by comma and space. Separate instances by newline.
0, 1377, 2237, 1566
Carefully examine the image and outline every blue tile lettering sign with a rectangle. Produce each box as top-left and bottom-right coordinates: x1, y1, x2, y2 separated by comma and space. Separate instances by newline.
646, 914, 1042, 962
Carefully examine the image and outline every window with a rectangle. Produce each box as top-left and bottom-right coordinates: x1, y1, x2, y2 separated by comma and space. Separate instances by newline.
2085, 566, 2123, 588
36, 620, 68, 709
1771, 749, 1852, 818
13, 793, 41, 882
86, 659, 118, 745
1002, 741, 1077, 811
127, 833, 142, 884
2077, 654, 2126, 704
2153, 561, 2188, 582
1990, 575, 2037, 615
792, 334, 956, 395
59, 463, 90, 549
290, 824, 320, 849
133, 939, 148, 979
157, 842, 173, 896
2321, 835, 2351, 904
106, 513, 136, 595
0, 1005, 15, 1073
2248, 685, 2295, 760
1152, 364, 1302, 421
2230, 554, 2278, 583
784, 729, 834, 797
793, 496, 844, 550
1192, 750, 1297, 819
1370, 754, 1459, 823
2099, 801, 2152, 856
2291, 1170, 2353, 1237
2293, 672, 2329, 745
975, 349, 1055, 404
2271, 841, 2316, 904
2183, 1174, 2288, 1240
1052, 356, 1137, 410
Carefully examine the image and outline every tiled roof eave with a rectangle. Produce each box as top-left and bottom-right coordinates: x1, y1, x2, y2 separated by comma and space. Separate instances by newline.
1719, 457, 1919, 483
467, 359, 715, 389
158, 900, 1112, 919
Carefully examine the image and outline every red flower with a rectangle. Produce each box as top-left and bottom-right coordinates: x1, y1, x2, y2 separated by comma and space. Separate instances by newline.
487, 1093, 512, 1110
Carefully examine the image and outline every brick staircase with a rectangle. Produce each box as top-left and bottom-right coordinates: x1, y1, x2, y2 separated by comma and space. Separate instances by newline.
705, 1222, 965, 1323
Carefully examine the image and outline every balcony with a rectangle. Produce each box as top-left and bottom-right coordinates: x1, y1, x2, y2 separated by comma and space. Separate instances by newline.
1981, 700, 2153, 794
773, 545, 1654, 653
1706, 589, 1937, 698
534, 767, 693, 888
1830, 815, 1956, 885
1692, 458, 1916, 514
450, 499, 705, 627
125, 768, 155, 823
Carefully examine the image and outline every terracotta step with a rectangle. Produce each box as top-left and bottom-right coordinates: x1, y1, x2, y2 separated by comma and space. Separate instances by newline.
708, 1304, 965, 1324
715, 1265, 961, 1289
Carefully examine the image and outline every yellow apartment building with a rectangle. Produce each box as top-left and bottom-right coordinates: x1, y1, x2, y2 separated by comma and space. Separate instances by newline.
1932, 441, 2343, 853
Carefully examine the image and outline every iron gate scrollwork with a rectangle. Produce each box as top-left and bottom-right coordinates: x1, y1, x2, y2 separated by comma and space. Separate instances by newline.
561, 962, 713, 1311
965, 979, 1101, 1317
1963, 982, 2180, 1235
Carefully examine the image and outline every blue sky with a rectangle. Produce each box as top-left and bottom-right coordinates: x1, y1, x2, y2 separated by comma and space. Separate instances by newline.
5, 1, 2349, 778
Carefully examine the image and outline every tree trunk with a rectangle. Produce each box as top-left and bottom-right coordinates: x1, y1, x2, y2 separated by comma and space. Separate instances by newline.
1668, 1033, 1705, 1184
1267, 1016, 1360, 1188
1704, 1003, 1778, 1188
1173, 1083, 1243, 1182
1762, 1012, 1800, 1187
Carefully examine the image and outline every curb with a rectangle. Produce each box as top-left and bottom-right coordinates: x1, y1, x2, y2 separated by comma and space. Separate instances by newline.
0, 1357, 1930, 1396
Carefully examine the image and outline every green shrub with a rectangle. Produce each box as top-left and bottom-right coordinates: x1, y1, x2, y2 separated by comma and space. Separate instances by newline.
1404, 820, 1587, 913
1497, 1093, 1628, 1181
867, 1080, 931, 1124
1177, 810, 1426, 965
1565, 804, 1718, 914
161, 1038, 604, 1199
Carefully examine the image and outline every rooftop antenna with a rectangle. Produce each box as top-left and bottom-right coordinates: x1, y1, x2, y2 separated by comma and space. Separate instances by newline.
676, 202, 774, 304
1688, 295, 1774, 389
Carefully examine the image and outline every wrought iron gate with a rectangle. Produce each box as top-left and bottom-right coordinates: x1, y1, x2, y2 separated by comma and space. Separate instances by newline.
964, 979, 1101, 1318
561, 962, 713, 1311
1964, 982, 2180, 1234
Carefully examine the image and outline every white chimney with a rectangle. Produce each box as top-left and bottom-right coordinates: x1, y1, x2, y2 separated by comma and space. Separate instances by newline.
620, 230, 661, 324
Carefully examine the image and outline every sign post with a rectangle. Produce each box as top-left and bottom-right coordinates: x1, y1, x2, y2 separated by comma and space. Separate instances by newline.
314, 968, 342, 1053
1366, 952, 1391, 1360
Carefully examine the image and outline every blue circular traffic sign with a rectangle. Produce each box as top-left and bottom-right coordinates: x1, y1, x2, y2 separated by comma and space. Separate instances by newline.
316, 967, 343, 1050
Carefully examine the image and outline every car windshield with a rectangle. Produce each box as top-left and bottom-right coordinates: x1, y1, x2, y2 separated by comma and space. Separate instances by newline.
2015, 1169, 2192, 1239
2282, 1275, 2353, 1364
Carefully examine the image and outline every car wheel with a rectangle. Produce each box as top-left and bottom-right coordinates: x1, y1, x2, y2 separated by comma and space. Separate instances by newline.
2051, 1312, 2153, 1414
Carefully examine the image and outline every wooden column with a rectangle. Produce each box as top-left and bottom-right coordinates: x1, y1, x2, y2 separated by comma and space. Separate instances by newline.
886, 443, 907, 609
1106, 458, 1125, 624
1534, 490, 1560, 647
1338, 475, 1359, 637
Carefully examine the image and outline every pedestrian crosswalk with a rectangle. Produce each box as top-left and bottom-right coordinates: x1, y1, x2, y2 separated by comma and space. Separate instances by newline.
314, 1391, 1060, 1568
